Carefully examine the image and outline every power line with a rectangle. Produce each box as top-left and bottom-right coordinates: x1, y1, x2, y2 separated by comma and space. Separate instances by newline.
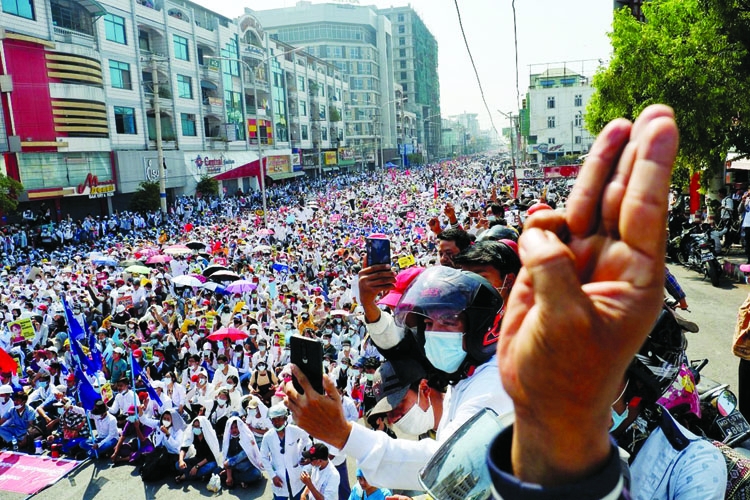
511, 0, 521, 112
452, 0, 499, 137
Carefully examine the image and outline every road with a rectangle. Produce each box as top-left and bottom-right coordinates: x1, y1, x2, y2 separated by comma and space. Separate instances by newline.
7, 262, 749, 499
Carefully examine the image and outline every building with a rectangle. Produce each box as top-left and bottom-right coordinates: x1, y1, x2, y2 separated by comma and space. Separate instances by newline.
379, 5, 441, 161
0, 0, 347, 219
522, 65, 595, 165
250, 1, 398, 167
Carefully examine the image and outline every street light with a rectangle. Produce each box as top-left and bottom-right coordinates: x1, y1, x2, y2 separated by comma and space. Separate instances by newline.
380, 95, 407, 167
206, 46, 302, 226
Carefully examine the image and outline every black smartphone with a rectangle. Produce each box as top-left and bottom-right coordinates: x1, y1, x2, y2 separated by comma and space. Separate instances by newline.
366, 236, 391, 266
290, 334, 324, 395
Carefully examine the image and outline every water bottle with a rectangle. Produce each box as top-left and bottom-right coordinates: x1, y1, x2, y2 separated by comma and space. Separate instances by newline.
11, 437, 17, 451
34, 439, 43, 455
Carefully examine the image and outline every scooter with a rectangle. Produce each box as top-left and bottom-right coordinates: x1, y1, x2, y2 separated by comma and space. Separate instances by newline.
675, 223, 722, 287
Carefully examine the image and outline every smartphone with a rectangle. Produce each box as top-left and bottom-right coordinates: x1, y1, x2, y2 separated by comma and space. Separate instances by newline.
290, 334, 324, 395
366, 236, 391, 266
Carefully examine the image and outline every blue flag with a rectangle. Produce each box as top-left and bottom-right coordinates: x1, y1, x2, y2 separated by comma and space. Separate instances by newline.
75, 368, 101, 411
272, 262, 289, 274
130, 351, 162, 406
88, 334, 103, 373
70, 338, 96, 376
62, 298, 86, 342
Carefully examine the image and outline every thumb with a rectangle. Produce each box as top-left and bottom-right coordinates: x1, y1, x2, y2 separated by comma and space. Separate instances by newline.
519, 228, 587, 312
322, 373, 341, 402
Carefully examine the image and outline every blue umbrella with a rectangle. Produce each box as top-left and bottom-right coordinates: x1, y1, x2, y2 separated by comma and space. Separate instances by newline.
92, 257, 118, 266
385, 162, 397, 168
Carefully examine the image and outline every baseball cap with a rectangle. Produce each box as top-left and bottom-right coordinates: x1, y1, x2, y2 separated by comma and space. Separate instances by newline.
0, 385, 12, 395
377, 267, 425, 308
302, 443, 329, 461
369, 360, 426, 416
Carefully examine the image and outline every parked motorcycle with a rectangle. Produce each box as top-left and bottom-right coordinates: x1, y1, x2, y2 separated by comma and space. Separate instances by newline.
671, 222, 722, 287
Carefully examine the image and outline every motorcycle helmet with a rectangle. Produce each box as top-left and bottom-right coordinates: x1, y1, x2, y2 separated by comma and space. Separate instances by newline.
393, 267, 503, 379
626, 306, 686, 405
477, 225, 519, 243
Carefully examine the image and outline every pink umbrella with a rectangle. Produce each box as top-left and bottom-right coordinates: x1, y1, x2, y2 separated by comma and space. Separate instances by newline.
189, 273, 207, 283
164, 244, 192, 255
146, 254, 173, 264
207, 327, 249, 342
257, 229, 275, 236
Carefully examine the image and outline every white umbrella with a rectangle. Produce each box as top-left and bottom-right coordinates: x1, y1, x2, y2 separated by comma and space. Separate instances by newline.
172, 275, 202, 287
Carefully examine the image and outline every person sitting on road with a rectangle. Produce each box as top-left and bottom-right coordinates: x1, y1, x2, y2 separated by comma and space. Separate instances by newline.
219, 416, 263, 489
175, 416, 223, 483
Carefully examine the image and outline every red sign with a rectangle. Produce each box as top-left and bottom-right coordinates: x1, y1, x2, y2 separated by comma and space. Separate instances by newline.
76, 173, 115, 197
0, 451, 79, 494
542, 165, 580, 179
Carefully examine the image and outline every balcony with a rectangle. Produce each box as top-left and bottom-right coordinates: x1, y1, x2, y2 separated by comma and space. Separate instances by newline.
53, 26, 97, 49
136, 0, 163, 22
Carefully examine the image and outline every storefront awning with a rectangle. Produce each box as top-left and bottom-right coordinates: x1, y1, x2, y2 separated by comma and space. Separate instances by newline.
200, 80, 218, 91
212, 159, 261, 181
80, 0, 108, 18
268, 171, 305, 181
727, 152, 750, 171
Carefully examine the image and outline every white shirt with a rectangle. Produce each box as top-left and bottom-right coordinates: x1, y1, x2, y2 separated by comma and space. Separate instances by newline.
310, 463, 340, 500
260, 424, 311, 497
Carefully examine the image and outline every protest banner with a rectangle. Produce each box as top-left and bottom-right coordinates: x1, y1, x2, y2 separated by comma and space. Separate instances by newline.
398, 255, 416, 269
9, 318, 34, 343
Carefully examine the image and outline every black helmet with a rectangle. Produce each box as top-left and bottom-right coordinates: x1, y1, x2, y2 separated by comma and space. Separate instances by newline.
627, 306, 686, 405
477, 225, 519, 243
393, 267, 503, 378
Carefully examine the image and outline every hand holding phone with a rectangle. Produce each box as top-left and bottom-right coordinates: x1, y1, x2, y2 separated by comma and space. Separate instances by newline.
366, 236, 391, 266
290, 335, 324, 395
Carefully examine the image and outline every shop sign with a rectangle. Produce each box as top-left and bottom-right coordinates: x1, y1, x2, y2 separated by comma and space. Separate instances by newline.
194, 154, 236, 175
324, 151, 338, 165
266, 155, 291, 174
208, 97, 223, 107
76, 173, 115, 199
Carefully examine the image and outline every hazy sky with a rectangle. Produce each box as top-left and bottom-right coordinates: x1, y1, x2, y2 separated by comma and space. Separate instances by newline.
192, 0, 614, 131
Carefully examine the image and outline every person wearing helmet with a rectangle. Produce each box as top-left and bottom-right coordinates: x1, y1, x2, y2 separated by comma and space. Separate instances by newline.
259, 403, 311, 500
284, 267, 513, 491
453, 240, 521, 305
610, 307, 726, 499
476, 224, 519, 243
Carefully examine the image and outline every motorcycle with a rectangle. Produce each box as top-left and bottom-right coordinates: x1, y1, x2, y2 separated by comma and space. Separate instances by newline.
672, 222, 722, 287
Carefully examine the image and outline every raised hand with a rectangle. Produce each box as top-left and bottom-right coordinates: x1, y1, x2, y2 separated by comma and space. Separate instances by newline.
497, 105, 679, 486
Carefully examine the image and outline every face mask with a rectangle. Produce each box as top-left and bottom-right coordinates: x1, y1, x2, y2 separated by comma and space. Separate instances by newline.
57, 407, 65, 415
343, 346, 350, 351
217, 399, 227, 407
193, 427, 202, 436
257, 365, 267, 371
259, 346, 266, 352
365, 373, 374, 382
162, 378, 172, 385
393, 391, 434, 436
274, 422, 287, 432
128, 415, 138, 423
424, 331, 466, 373
487, 215, 496, 222
610, 407, 629, 432
323, 360, 330, 369
14, 404, 23, 410
162, 420, 172, 428
198, 378, 207, 385
217, 363, 225, 369
38, 381, 48, 389
227, 383, 235, 389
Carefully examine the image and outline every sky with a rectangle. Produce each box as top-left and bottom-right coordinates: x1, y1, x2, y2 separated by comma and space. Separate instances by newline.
192, 0, 615, 132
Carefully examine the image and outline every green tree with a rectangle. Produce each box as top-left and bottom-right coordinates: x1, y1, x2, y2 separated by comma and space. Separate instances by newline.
196, 175, 219, 198
586, 0, 750, 185
129, 181, 160, 213
407, 153, 424, 165
0, 174, 24, 214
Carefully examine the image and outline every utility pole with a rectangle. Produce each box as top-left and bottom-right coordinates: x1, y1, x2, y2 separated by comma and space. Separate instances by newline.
151, 58, 167, 215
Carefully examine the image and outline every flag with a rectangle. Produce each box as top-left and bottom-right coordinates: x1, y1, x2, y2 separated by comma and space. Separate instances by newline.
88, 334, 103, 373
62, 298, 86, 342
400, 191, 407, 205
0, 347, 18, 374
434, 179, 438, 200
512, 170, 519, 199
70, 338, 96, 376
75, 368, 101, 411
272, 262, 289, 274
130, 351, 162, 406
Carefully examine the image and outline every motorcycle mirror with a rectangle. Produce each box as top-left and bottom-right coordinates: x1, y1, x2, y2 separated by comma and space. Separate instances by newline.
717, 390, 738, 417
418, 408, 514, 500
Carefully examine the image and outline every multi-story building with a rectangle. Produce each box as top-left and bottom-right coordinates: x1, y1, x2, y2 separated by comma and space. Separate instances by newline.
0, 0, 347, 219
379, 5, 441, 160
250, 1, 398, 167
522, 66, 594, 165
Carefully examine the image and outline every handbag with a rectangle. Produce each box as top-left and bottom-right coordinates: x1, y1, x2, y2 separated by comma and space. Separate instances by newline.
207, 473, 222, 493
733, 293, 750, 360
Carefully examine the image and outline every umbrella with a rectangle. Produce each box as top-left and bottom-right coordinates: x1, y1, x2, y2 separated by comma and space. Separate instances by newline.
163, 244, 191, 255
385, 162, 397, 167
330, 309, 350, 317
257, 229, 275, 237
225, 280, 258, 294
189, 273, 207, 283
172, 275, 203, 287
207, 327, 249, 342
253, 245, 272, 253
210, 270, 241, 282
202, 264, 228, 277
201, 282, 229, 294
91, 256, 118, 267
125, 265, 151, 275
146, 254, 173, 264
119, 259, 141, 267
186, 240, 207, 250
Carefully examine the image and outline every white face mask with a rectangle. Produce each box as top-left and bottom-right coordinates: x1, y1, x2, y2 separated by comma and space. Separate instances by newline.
392, 391, 434, 436
162, 420, 172, 428
217, 398, 227, 407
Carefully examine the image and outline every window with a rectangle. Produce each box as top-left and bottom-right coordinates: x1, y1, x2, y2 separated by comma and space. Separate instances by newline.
400, 60, 406, 69
301, 124, 309, 140
104, 14, 126, 44
574, 114, 583, 127
173, 35, 189, 61
177, 74, 192, 99
399, 37, 405, 46
299, 100, 307, 117
547, 116, 556, 128
181, 113, 197, 136
400, 71, 407, 81
574, 94, 583, 107
547, 96, 555, 109
321, 126, 327, 140
138, 30, 150, 52
319, 104, 326, 120
575, 136, 582, 145
114, 107, 136, 134
398, 25, 405, 34
397, 13, 404, 22
109, 60, 131, 90
402, 84, 408, 92
548, 137, 555, 145
297, 75, 305, 91
399, 48, 406, 58
2, 0, 34, 19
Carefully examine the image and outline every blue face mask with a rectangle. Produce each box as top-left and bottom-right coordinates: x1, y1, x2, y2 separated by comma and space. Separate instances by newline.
610, 407, 629, 432
193, 427, 202, 436
424, 331, 466, 373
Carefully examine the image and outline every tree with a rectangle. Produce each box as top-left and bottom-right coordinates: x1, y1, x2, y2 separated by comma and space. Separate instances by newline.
586, 0, 750, 185
0, 174, 24, 214
129, 181, 160, 213
196, 175, 219, 198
